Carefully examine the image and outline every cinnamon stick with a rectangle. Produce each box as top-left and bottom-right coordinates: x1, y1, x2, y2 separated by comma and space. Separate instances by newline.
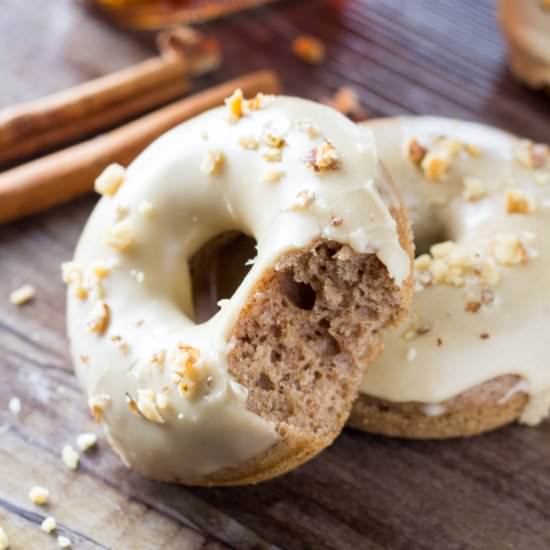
0, 70, 281, 225
0, 27, 220, 166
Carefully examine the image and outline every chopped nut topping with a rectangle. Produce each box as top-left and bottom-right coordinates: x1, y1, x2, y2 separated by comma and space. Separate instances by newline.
264, 133, 286, 149
29, 486, 49, 505
76, 432, 97, 452
307, 141, 341, 172
463, 177, 487, 201
406, 138, 427, 165
114, 205, 129, 221
0, 526, 9, 550
492, 234, 528, 265
330, 216, 344, 226
505, 189, 535, 214
87, 300, 110, 334
90, 262, 110, 279
8, 397, 21, 416
296, 119, 321, 138
94, 163, 126, 197
421, 150, 450, 182
261, 169, 285, 184
292, 190, 316, 210
9, 284, 35, 305
156, 392, 169, 410
464, 143, 482, 158
150, 350, 166, 368
238, 136, 260, 150
110, 335, 129, 353
292, 35, 326, 64
88, 394, 111, 422
61, 261, 88, 300
465, 301, 481, 313
323, 87, 363, 118
62, 445, 80, 471
225, 88, 243, 120
535, 172, 549, 186
263, 148, 282, 163
201, 150, 225, 175
57, 535, 72, 549
105, 220, 134, 252
136, 389, 165, 424
245, 93, 266, 112
41, 516, 57, 534
172, 344, 203, 398
138, 200, 155, 217
514, 139, 549, 169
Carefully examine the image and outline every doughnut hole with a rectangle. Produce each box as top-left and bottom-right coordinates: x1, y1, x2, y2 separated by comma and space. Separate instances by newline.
189, 232, 256, 324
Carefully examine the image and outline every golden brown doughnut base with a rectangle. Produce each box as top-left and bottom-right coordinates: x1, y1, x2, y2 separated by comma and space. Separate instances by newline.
348, 375, 529, 439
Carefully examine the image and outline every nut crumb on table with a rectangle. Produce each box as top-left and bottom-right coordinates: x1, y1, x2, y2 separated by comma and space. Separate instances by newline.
9, 284, 35, 305
29, 486, 49, 505
41, 517, 57, 534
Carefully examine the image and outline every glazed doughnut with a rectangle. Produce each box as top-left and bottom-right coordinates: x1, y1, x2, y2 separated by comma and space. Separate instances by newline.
498, 0, 550, 91
349, 116, 550, 439
64, 93, 413, 485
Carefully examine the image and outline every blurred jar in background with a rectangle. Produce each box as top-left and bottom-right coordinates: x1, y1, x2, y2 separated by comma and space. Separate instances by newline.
90, 0, 276, 29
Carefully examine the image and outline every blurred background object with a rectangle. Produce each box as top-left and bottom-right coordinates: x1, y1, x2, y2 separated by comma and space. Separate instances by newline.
89, 0, 278, 29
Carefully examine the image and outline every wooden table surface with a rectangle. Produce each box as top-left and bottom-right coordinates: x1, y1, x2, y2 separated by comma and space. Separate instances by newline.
1, 1, 550, 548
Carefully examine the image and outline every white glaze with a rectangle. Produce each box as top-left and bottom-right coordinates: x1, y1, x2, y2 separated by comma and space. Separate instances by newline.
498, 0, 550, 89
66, 96, 409, 482
360, 117, 550, 426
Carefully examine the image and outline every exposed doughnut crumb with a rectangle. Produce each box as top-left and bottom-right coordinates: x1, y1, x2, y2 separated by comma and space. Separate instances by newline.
57, 535, 72, 549
306, 141, 341, 172
136, 389, 165, 424
88, 394, 111, 422
94, 163, 126, 197
0, 526, 8, 550
41, 517, 57, 533
105, 220, 134, 252
292, 35, 326, 64
9, 284, 35, 305
405, 138, 427, 165
201, 150, 225, 175
8, 397, 21, 416
150, 350, 166, 368
76, 432, 97, 452
463, 177, 487, 201
225, 88, 243, 120
62, 445, 80, 470
514, 139, 548, 169
87, 300, 110, 334
239, 136, 259, 150
492, 234, 528, 265
261, 169, 285, 184
505, 189, 535, 214
292, 190, 316, 210
28, 486, 49, 505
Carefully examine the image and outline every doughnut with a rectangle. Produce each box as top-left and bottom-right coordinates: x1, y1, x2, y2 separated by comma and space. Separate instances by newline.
63, 93, 413, 485
498, 0, 550, 91
348, 116, 550, 439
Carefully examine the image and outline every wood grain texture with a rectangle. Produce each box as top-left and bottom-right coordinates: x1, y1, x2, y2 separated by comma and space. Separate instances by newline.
1, 0, 550, 548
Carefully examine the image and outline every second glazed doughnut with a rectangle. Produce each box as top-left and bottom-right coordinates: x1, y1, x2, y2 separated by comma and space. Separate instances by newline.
349, 116, 550, 439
